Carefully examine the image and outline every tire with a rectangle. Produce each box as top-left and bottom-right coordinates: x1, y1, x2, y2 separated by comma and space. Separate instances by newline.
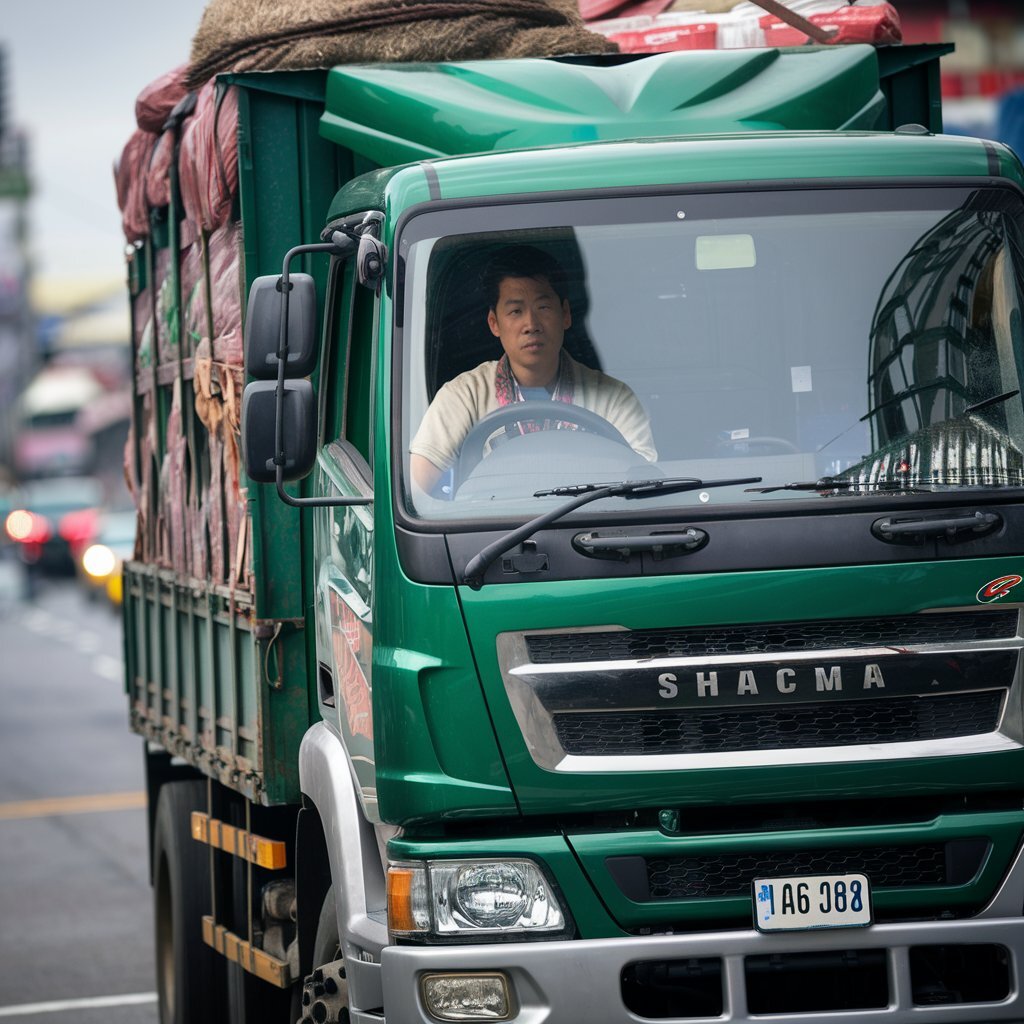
296, 887, 349, 1024
231, 954, 295, 1024
153, 780, 222, 1024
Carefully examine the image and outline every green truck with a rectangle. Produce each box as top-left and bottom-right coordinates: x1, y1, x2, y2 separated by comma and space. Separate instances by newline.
121, 40, 1024, 1024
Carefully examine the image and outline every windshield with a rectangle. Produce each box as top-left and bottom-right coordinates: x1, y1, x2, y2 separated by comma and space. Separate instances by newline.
399, 186, 1024, 521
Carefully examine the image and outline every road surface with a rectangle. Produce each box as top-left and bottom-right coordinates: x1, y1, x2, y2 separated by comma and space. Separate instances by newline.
0, 566, 157, 1023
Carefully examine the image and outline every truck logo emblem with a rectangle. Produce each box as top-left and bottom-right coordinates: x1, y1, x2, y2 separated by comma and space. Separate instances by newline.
657, 663, 885, 699
977, 575, 1023, 604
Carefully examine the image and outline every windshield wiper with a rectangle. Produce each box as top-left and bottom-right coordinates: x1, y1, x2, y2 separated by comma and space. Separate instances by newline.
462, 476, 760, 589
746, 477, 1020, 494
964, 389, 1020, 414
746, 478, 918, 494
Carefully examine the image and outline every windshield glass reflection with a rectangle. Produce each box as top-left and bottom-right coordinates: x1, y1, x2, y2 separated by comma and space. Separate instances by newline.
400, 187, 1024, 521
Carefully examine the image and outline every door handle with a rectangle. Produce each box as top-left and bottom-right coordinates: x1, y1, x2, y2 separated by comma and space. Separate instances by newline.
872, 510, 1002, 545
573, 529, 708, 560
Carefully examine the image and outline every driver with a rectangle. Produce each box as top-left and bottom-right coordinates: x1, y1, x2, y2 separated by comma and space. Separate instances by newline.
410, 245, 657, 494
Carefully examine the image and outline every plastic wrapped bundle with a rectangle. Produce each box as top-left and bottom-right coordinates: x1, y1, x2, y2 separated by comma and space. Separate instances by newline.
135, 65, 190, 133
115, 130, 158, 243
145, 131, 175, 210
579, 0, 672, 16
180, 240, 207, 359
154, 248, 180, 365
759, 2, 902, 46
219, 361, 247, 587
193, 339, 227, 582
132, 392, 158, 562
179, 81, 239, 231
208, 222, 244, 365
158, 381, 192, 574
133, 288, 155, 376
186, 220, 248, 586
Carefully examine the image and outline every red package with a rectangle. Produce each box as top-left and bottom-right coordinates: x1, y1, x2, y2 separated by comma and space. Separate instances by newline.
579, 0, 672, 17
761, 3, 902, 47
179, 81, 239, 232
115, 129, 158, 242
609, 21, 717, 53
135, 65, 190, 133
209, 222, 244, 365
180, 240, 207, 358
154, 247, 178, 365
145, 131, 175, 209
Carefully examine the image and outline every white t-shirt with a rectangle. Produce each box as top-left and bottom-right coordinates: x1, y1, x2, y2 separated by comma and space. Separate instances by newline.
410, 353, 657, 471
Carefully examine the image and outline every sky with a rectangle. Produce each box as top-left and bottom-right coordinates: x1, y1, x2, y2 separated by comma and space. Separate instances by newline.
3, 0, 210, 285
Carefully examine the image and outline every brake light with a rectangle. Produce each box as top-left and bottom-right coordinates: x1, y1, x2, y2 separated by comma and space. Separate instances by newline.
58, 507, 99, 548
5, 509, 52, 544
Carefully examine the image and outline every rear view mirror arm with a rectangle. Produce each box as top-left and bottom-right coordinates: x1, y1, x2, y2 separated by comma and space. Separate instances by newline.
273, 238, 372, 509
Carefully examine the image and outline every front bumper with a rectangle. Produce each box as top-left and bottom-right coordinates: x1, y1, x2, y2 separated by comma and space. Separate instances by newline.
378, 915, 1024, 1024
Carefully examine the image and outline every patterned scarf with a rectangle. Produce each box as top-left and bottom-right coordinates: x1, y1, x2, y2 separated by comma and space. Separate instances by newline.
494, 350, 578, 437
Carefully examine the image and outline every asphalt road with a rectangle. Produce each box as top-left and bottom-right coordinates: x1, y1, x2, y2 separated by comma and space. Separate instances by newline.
0, 562, 158, 1023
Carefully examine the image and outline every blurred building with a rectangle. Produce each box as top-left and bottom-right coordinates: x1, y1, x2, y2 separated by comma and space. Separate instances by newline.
898, 1, 1024, 147
0, 44, 32, 480
22, 275, 132, 501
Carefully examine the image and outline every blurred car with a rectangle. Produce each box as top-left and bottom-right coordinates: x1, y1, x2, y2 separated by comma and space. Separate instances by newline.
3, 475, 104, 576
78, 509, 136, 605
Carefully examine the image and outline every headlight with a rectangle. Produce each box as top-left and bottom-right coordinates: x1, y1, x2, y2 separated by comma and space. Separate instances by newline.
82, 543, 117, 580
388, 860, 566, 939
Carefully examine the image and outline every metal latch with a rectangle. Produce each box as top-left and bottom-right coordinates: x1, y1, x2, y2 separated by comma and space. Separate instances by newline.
500, 541, 549, 575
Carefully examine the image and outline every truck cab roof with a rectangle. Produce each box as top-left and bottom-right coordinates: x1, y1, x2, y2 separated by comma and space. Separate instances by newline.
326, 128, 1022, 228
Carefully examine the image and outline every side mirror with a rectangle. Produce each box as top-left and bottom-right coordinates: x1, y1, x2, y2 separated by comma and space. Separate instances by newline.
244, 274, 318, 380
240, 235, 372, 508
241, 380, 317, 483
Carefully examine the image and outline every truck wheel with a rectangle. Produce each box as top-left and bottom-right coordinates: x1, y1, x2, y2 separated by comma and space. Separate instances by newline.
153, 780, 221, 1024
298, 887, 349, 1024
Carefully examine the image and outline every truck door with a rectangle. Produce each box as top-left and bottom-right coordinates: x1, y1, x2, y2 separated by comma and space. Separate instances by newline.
313, 257, 379, 819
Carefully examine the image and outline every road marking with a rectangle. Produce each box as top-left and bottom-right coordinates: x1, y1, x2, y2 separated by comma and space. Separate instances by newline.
75, 633, 100, 653
0, 791, 146, 821
0, 992, 157, 1018
13, 609, 122, 681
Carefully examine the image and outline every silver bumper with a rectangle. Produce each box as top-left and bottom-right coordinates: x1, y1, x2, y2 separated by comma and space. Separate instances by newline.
376, 914, 1024, 1024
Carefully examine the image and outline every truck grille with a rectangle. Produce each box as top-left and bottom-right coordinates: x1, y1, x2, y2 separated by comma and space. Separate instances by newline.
603, 837, 990, 903
644, 843, 957, 899
497, 608, 1021, 770
524, 610, 1018, 664
553, 691, 1005, 756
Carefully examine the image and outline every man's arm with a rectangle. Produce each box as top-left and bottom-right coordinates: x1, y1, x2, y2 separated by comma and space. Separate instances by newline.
410, 453, 444, 494
409, 371, 488, 495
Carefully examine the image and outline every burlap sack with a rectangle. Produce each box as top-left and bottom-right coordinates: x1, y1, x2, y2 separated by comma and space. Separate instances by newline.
187, 0, 615, 86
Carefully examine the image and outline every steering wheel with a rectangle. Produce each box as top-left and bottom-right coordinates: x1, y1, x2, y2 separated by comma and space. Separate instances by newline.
716, 435, 800, 455
455, 400, 630, 485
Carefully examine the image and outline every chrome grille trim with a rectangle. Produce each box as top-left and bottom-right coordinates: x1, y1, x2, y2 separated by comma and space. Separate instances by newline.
523, 610, 1020, 663
495, 607, 1024, 772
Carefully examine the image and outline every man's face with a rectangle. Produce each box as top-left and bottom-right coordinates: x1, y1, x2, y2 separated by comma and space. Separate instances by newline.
487, 275, 571, 386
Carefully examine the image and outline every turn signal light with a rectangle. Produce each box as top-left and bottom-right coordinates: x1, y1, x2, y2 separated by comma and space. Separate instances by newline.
387, 865, 430, 935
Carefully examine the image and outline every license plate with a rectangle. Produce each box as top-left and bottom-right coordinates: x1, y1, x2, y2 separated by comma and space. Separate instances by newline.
753, 873, 872, 932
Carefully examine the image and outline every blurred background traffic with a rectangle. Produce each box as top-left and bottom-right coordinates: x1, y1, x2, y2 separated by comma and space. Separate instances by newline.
0, 0, 1023, 610
0, 1, 206, 609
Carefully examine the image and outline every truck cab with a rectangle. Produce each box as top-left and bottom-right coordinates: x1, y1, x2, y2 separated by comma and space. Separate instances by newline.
126, 42, 1024, 1024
